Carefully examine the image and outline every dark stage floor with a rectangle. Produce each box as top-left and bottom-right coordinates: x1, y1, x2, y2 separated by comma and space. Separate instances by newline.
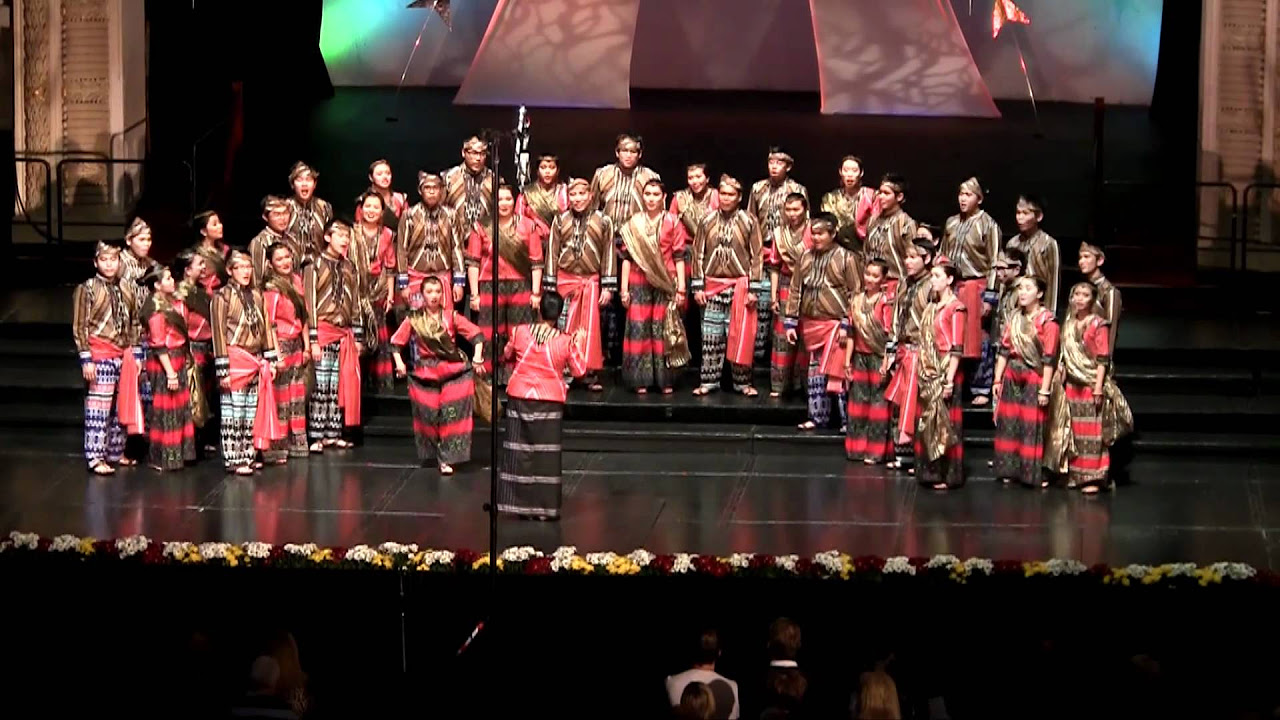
3, 427, 1280, 569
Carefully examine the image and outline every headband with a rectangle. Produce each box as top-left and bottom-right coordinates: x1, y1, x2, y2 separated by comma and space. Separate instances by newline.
1079, 241, 1105, 259
768, 148, 794, 165
959, 176, 984, 201
418, 171, 443, 190
124, 217, 151, 244
263, 196, 289, 214
95, 241, 120, 259
289, 162, 318, 184
718, 174, 743, 194
566, 177, 590, 192
810, 217, 836, 234
227, 249, 253, 269
462, 136, 487, 152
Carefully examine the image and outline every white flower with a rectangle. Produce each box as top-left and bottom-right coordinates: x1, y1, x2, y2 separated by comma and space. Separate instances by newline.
0, 540, 11, 553
500, 546, 541, 562
963, 558, 994, 575
51, 534, 81, 552
626, 549, 655, 568
243, 542, 272, 559
284, 543, 319, 556
552, 546, 578, 559
926, 554, 960, 569
116, 535, 150, 558
421, 550, 455, 567
813, 551, 844, 574
1122, 564, 1153, 578
198, 542, 232, 560
8, 531, 38, 550
585, 552, 618, 566
726, 553, 753, 569
1209, 562, 1256, 580
1045, 559, 1087, 576
163, 541, 196, 559
774, 555, 799, 572
1166, 563, 1197, 578
345, 545, 379, 563
378, 542, 418, 555
883, 556, 916, 575
672, 553, 695, 574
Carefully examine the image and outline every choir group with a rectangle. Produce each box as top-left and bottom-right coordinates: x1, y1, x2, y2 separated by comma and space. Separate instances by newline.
71, 133, 1133, 521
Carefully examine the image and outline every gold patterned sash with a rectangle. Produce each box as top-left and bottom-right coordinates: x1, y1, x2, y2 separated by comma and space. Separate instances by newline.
1044, 316, 1133, 472
851, 291, 887, 356
620, 214, 691, 368
495, 221, 532, 278
916, 299, 959, 462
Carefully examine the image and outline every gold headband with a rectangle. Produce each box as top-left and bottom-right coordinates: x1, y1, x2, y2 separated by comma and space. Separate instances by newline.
567, 177, 590, 192
462, 136, 487, 152
718, 174, 743, 194
263, 196, 289, 213
95, 241, 120, 259
418, 171, 443, 190
124, 217, 151, 243
810, 217, 836, 233
995, 252, 1022, 269
768, 150, 794, 165
960, 177, 984, 201
289, 162, 318, 183
1079, 241, 1105, 258
326, 220, 352, 237
227, 250, 253, 269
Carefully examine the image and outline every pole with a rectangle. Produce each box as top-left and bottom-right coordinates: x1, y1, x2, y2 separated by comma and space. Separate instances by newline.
488, 131, 501, 585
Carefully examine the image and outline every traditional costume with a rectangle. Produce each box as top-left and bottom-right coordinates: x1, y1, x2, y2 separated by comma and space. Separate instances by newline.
669, 186, 719, 239
590, 153, 661, 365
940, 179, 1001, 359
120, 219, 157, 421
145, 294, 197, 470
391, 305, 486, 466
618, 208, 691, 390
748, 158, 808, 364
865, 208, 917, 296
195, 240, 230, 293
177, 275, 216, 449
1090, 270, 1123, 361
285, 163, 334, 261
784, 232, 860, 428
352, 219, 397, 392
249, 197, 304, 285
444, 151, 494, 242
397, 173, 465, 298
545, 187, 616, 382
466, 216, 542, 384
767, 221, 812, 395
914, 295, 967, 488
263, 271, 310, 462
72, 244, 143, 470
972, 253, 1023, 400
819, 185, 879, 250
497, 323, 589, 519
305, 246, 364, 444
212, 255, 282, 472
884, 269, 932, 453
994, 306, 1059, 487
690, 184, 764, 394
1006, 229, 1060, 311
517, 179, 569, 253
845, 287, 894, 462
1045, 313, 1133, 490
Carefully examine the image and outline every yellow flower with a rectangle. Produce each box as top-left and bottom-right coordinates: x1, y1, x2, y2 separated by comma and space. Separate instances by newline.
77, 538, 96, 555
227, 555, 239, 568
570, 556, 595, 573
310, 548, 333, 563
604, 557, 635, 575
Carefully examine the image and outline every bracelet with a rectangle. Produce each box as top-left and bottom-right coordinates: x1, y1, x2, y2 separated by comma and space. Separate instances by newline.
943, 383, 954, 389
1038, 390, 1051, 396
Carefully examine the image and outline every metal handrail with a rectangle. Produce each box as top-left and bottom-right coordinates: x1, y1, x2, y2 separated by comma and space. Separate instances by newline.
109, 117, 149, 159
54, 157, 149, 239
1101, 179, 1240, 269
12, 156, 55, 240
1240, 183, 1280, 272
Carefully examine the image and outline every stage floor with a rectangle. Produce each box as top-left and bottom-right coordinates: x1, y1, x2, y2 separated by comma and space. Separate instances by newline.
3, 427, 1279, 569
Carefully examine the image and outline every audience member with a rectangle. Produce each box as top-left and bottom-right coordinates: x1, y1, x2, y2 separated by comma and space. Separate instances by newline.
760, 617, 808, 719
675, 682, 717, 719
853, 670, 901, 719
228, 655, 298, 719
666, 628, 741, 719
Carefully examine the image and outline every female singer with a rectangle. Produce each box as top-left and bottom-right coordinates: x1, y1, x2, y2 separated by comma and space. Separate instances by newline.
173, 249, 216, 453
366, 158, 408, 226
844, 259, 894, 464
193, 210, 230, 293
390, 277, 487, 475
140, 265, 196, 471
496, 293, 588, 521
914, 263, 966, 490
354, 190, 398, 392
993, 276, 1059, 488
619, 179, 690, 394
262, 242, 311, 464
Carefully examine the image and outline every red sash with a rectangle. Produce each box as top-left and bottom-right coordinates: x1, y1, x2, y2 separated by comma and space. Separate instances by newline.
705, 276, 756, 367
556, 271, 603, 371
318, 322, 362, 426
803, 318, 846, 393
228, 346, 286, 449
91, 337, 145, 434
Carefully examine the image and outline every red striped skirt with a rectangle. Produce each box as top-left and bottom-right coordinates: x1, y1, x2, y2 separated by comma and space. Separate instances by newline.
769, 279, 807, 394
622, 270, 672, 390
408, 370, 475, 464
145, 352, 195, 471
1065, 381, 1110, 487
845, 351, 891, 461
993, 361, 1046, 486
914, 369, 965, 487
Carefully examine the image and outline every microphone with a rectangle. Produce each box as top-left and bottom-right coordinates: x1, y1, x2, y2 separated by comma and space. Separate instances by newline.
457, 620, 485, 656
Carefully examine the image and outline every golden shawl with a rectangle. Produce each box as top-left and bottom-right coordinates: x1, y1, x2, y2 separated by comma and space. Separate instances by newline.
1007, 309, 1045, 370
850, 291, 888, 356
1044, 316, 1133, 473
495, 220, 532, 278
523, 183, 561, 225
407, 309, 496, 423
147, 294, 210, 428
916, 299, 960, 462
619, 213, 691, 368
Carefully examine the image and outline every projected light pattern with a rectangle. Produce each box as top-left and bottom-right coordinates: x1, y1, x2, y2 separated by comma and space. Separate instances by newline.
319, 0, 391, 62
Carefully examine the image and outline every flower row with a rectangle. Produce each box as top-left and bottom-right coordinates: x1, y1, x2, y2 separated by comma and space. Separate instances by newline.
1, 531, 1268, 587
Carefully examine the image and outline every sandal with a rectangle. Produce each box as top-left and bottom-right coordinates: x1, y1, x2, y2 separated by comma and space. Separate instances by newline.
740, 387, 758, 398
309, 442, 325, 454
930, 482, 949, 491
797, 421, 817, 431
692, 386, 713, 396
117, 458, 137, 467
439, 463, 454, 476
635, 388, 647, 395
971, 396, 990, 407
661, 387, 674, 395
89, 460, 115, 475
330, 439, 354, 449
769, 392, 781, 398
863, 458, 877, 465
234, 466, 254, 476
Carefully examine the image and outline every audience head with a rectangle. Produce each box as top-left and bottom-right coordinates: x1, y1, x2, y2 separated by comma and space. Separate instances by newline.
675, 682, 716, 720
856, 670, 901, 720
693, 628, 721, 668
768, 617, 802, 661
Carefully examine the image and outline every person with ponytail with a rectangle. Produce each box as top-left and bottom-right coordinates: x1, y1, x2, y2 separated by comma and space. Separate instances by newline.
389, 276, 487, 475
262, 242, 311, 464
140, 265, 197, 471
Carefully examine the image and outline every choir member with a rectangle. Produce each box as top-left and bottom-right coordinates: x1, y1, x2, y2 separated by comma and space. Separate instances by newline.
619, 179, 691, 394
670, 162, 719, 239
972, 249, 1025, 408
691, 175, 764, 397
1078, 242, 1122, 358
767, 193, 812, 398
306, 221, 365, 452
262, 242, 311, 464
545, 178, 616, 391
1006, 194, 1060, 312
192, 210, 230, 293
173, 249, 216, 452
497, 293, 589, 521
992, 276, 1059, 488
864, 174, 918, 297
73, 242, 144, 475
445, 136, 495, 241
1046, 282, 1133, 493
249, 196, 299, 285
390, 278, 487, 474
915, 263, 967, 490
845, 258, 894, 464
516, 153, 569, 252
784, 213, 861, 431
212, 250, 281, 475
397, 172, 465, 303
467, 184, 543, 385
140, 265, 196, 471
883, 238, 935, 471
285, 161, 334, 262
749, 147, 808, 364
365, 158, 409, 226
940, 177, 1001, 401
819, 155, 879, 251
353, 190, 398, 392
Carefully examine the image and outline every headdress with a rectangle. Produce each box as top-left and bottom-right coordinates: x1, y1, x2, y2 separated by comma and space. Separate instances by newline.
288, 162, 318, 184
959, 176, 985, 201
124, 217, 151, 244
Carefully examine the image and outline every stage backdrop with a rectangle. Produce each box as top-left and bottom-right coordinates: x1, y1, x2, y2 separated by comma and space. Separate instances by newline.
320, 0, 1162, 111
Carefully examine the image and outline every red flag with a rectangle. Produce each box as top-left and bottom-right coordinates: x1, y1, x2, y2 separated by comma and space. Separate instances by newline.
992, 0, 1030, 38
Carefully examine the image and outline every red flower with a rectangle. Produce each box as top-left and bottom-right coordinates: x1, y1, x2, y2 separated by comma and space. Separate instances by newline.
1088, 563, 1110, 577
908, 556, 928, 569
993, 560, 1024, 575
454, 549, 479, 567
853, 555, 885, 572
795, 558, 815, 576
748, 555, 774, 571
652, 555, 675, 573
525, 557, 552, 575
